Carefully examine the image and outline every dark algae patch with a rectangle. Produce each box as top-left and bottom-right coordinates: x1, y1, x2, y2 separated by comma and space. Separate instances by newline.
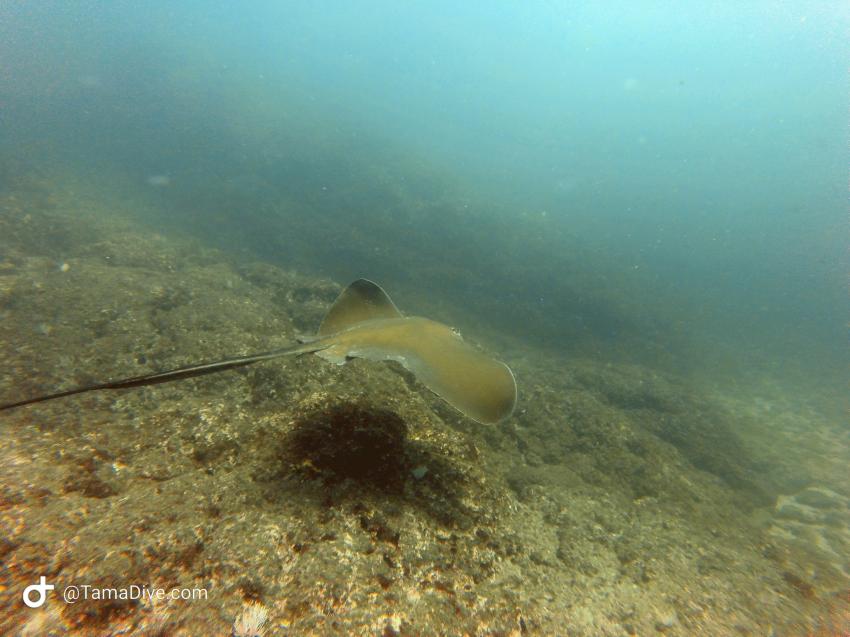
285, 404, 411, 490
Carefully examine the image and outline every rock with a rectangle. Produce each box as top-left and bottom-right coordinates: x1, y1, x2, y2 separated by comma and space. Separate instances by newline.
774, 495, 823, 524
794, 487, 847, 510
654, 611, 677, 632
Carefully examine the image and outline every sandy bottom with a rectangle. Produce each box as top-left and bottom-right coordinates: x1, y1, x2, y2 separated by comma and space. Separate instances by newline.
0, 170, 847, 636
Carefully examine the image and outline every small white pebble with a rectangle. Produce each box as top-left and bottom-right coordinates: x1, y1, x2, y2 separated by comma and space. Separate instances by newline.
59, 262, 70, 272
232, 602, 268, 637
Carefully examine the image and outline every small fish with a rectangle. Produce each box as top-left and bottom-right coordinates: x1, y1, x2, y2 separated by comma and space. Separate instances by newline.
146, 175, 171, 187
1, 280, 517, 424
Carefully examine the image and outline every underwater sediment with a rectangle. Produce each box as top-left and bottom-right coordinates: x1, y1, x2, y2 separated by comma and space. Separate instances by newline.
0, 173, 847, 636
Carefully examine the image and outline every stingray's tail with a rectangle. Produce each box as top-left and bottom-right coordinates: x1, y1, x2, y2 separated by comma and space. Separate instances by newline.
0, 341, 326, 412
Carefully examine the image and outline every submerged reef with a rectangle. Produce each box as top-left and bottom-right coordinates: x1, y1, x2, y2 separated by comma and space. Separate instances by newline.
0, 171, 847, 635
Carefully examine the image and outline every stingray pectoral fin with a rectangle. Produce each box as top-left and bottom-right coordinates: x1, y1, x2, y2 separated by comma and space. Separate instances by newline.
399, 340, 517, 425
318, 279, 402, 336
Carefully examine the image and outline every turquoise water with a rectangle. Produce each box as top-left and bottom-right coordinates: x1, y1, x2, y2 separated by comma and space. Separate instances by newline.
3, 2, 846, 387
1, 2, 848, 635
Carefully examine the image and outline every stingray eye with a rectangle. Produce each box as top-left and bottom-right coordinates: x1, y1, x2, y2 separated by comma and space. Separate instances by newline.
451, 327, 463, 339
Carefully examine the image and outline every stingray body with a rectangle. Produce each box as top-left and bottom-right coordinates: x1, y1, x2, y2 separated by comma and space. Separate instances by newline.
0, 279, 517, 424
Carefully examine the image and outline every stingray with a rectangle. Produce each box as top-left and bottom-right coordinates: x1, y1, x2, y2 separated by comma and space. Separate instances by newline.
0, 279, 517, 424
